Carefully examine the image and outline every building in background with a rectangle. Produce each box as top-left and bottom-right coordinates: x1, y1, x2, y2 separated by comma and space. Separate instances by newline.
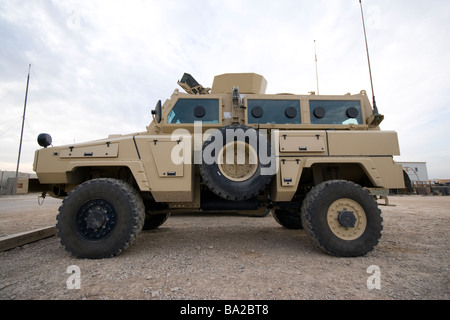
397, 162, 429, 183
0, 171, 36, 195
394, 162, 449, 195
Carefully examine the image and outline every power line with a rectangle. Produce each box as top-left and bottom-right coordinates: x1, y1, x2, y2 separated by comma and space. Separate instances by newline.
0, 116, 22, 126
0, 66, 30, 104
0, 117, 22, 138
25, 118, 37, 138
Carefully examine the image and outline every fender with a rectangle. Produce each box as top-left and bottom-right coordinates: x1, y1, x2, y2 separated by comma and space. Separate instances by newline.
271, 156, 404, 202
66, 160, 150, 191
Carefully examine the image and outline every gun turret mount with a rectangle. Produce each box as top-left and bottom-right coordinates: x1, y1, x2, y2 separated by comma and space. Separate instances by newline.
178, 73, 211, 95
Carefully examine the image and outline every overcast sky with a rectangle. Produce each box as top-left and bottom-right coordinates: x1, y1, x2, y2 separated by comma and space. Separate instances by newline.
1, 0, 449, 179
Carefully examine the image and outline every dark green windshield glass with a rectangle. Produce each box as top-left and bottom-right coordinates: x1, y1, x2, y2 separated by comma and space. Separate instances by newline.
309, 100, 362, 124
168, 99, 219, 124
248, 100, 301, 124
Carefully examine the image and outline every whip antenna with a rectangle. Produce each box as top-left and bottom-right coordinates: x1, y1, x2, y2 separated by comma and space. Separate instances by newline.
359, 0, 379, 115
314, 40, 319, 95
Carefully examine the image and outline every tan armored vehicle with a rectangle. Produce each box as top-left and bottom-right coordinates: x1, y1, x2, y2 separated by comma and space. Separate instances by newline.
33, 73, 404, 258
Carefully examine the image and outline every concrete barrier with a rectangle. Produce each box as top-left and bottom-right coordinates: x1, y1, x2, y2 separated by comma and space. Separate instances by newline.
0, 226, 56, 252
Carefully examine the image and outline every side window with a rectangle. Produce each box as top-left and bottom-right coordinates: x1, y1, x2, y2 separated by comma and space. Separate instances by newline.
248, 99, 301, 124
167, 99, 219, 124
309, 100, 363, 125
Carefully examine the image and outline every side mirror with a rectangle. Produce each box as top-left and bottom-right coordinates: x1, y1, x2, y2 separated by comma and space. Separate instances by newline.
151, 100, 162, 123
37, 133, 52, 148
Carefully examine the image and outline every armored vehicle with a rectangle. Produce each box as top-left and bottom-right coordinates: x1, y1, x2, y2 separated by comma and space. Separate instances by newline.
33, 73, 404, 258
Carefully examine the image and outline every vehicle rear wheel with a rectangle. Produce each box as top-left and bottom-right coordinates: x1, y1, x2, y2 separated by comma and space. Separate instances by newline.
301, 180, 382, 257
56, 178, 145, 259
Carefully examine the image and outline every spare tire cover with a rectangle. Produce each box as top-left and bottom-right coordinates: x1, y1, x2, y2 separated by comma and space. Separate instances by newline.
199, 125, 275, 201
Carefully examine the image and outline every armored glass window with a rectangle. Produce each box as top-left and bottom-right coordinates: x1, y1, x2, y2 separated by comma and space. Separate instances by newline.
167, 99, 219, 124
309, 100, 363, 125
247, 99, 301, 124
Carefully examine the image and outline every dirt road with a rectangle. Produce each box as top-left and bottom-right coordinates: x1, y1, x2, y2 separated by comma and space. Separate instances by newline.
0, 194, 449, 301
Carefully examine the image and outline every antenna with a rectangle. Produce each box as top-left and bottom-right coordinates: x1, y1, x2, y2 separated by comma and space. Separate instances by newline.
314, 40, 319, 95
359, 0, 379, 115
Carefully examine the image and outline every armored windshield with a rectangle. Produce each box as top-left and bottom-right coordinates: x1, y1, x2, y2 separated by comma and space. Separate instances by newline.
309, 100, 363, 125
247, 99, 301, 124
167, 98, 219, 124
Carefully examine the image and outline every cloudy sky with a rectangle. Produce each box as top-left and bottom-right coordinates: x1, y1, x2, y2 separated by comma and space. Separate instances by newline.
1, 0, 449, 179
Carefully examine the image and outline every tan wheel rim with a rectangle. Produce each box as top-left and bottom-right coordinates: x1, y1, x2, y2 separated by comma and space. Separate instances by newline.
327, 198, 367, 240
217, 141, 258, 182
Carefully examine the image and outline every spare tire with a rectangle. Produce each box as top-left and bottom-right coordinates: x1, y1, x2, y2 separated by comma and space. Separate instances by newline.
199, 125, 275, 201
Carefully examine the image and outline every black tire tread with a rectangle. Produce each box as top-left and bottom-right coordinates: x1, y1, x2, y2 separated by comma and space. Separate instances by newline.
56, 178, 145, 258
143, 213, 170, 230
199, 125, 273, 201
301, 180, 382, 257
272, 209, 303, 229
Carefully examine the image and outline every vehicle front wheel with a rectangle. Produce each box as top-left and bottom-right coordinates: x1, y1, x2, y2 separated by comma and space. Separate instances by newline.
56, 178, 145, 259
301, 180, 382, 257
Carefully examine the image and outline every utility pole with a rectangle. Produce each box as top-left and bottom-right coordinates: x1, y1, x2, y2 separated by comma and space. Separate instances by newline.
15, 64, 31, 178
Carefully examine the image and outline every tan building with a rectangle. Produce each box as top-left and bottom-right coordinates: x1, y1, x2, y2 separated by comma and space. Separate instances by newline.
0, 171, 36, 195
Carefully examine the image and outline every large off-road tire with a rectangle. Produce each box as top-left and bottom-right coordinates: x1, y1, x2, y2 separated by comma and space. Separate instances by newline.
301, 180, 382, 257
199, 125, 274, 201
272, 209, 303, 229
56, 178, 145, 259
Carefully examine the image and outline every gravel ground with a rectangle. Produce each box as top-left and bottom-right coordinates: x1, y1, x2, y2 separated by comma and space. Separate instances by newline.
0, 194, 449, 301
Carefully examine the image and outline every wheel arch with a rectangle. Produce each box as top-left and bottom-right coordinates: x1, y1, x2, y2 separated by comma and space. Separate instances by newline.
272, 157, 397, 202
303, 158, 381, 188
65, 161, 150, 192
